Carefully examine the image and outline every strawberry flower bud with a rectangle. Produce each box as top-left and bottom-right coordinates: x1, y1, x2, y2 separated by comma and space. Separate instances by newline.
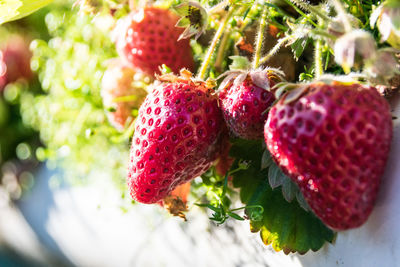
334, 30, 377, 73
371, 0, 400, 49
328, 15, 360, 37
173, 1, 209, 40
365, 48, 400, 83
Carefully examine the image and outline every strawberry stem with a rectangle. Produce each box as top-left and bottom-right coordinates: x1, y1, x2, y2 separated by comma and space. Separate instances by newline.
112, 94, 139, 102
289, 0, 331, 22
197, 7, 235, 80
239, 4, 258, 32
259, 35, 291, 65
214, 28, 231, 72
315, 39, 323, 79
283, 0, 318, 27
314, 17, 325, 79
252, 5, 268, 69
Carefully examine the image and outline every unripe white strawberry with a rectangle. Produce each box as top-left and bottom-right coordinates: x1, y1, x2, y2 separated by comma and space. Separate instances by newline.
101, 60, 150, 131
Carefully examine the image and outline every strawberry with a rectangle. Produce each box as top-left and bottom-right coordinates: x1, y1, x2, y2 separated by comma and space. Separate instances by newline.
127, 71, 225, 204
101, 60, 149, 131
264, 81, 392, 230
0, 36, 33, 90
113, 7, 194, 76
218, 69, 283, 139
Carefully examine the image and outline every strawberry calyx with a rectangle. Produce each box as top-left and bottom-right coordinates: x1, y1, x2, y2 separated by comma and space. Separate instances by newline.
217, 67, 285, 93
159, 182, 191, 221
161, 195, 189, 221
275, 74, 369, 105
157, 68, 217, 93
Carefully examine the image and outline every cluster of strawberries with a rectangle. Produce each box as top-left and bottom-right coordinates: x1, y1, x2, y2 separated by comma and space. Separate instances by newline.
108, 6, 393, 231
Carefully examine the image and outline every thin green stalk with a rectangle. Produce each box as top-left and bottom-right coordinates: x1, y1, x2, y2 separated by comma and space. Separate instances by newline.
197, 7, 235, 80
112, 95, 139, 102
252, 5, 268, 69
230, 205, 264, 212
315, 39, 323, 79
259, 35, 291, 65
314, 17, 325, 79
239, 4, 258, 32
283, 0, 318, 27
289, 0, 331, 22
310, 29, 338, 40
214, 28, 232, 72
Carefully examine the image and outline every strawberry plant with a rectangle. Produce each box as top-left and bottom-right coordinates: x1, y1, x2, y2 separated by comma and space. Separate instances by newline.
6, 0, 399, 255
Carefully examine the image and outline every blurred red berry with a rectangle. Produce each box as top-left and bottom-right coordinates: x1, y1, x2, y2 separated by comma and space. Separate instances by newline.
114, 7, 194, 76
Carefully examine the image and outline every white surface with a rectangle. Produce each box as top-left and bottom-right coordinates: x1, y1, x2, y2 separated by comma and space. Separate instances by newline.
1, 93, 399, 267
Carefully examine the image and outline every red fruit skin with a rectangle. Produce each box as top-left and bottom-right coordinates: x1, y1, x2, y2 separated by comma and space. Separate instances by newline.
114, 7, 194, 76
127, 81, 224, 204
0, 37, 33, 90
264, 83, 392, 230
219, 78, 275, 139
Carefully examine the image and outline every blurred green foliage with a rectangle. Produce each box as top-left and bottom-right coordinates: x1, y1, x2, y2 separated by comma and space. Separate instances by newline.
19, 1, 130, 191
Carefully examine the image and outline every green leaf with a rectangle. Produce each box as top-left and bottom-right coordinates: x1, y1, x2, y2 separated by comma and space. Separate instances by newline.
282, 177, 296, 202
267, 158, 310, 210
268, 163, 283, 189
229, 138, 263, 160
0, 0, 21, 23
228, 56, 251, 71
195, 203, 220, 213
227, 212, 245, 221
261, 149, 273, 169
231, 141, 335, 254
0, 0, 54, 24
291, 37, 309, 60
296, 191, 310, 211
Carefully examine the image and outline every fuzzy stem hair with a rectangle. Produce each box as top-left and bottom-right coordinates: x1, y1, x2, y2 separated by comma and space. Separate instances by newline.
314, 39, 323, 79
289, 0, 331, 21
259, 35, 291, 65
197, 6, 235, 80
252, 4, 269, 69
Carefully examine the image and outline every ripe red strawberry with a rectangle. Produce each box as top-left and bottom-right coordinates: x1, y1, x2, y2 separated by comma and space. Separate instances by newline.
264, 81, 392, 230
218, 69, 283, 139
127, 72, 225, 204
113, 7, 194, 76
101, 60, 149, 131
0, 36, 33, 90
